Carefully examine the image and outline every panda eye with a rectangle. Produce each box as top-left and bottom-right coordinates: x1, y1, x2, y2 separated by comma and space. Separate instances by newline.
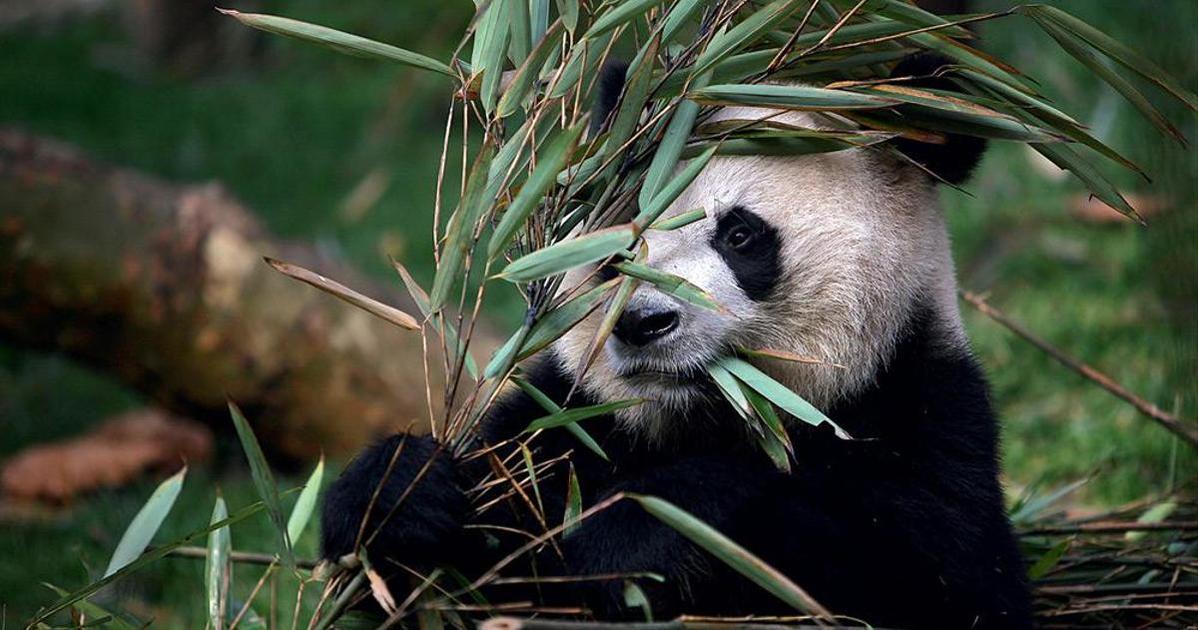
725, 225, 755, 251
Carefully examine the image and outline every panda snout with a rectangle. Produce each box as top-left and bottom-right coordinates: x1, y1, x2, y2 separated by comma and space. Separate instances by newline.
612, 304, 680, 347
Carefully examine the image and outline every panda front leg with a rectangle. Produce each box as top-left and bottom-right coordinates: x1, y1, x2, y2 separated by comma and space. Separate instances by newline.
319, 434, 476, 571
554, 454, 785, 619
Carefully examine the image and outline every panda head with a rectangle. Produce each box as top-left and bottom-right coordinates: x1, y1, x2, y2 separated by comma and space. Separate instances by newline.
553, 56, 986, 438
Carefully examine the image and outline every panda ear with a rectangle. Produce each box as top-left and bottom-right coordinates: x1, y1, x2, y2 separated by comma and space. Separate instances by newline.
591, 59, 629, 134
889, 54, 988, 186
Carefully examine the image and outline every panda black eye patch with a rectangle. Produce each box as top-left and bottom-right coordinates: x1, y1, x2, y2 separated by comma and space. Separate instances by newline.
711, 207, 781, 301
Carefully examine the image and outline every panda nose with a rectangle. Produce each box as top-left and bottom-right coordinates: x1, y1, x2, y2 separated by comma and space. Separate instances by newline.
613, 305, 679, 347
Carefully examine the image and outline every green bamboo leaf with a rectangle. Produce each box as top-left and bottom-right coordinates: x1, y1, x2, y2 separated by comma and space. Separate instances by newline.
1127, 501, 1178, 542
857, 85, 1064, 142
484, 321, 532, 379
629, 494, 831, 616
497, 21, 564, 117
555, 0, 579, 34
1026, 4, 1197, 111
477, 0, 512, 114
707, 363, 752, 418
228, 401, 294, 568
564, 464, 583, 537
519, 443, 544, 511
205, 495, 231, 630
525, 398, 643, 432
690, 83, 900, 111
393, 260, 479, 378
498, 224, 636, 282
488, 122, 588, 259
104, 466, 187, 578
852, 0, 973, 38
218, 10, 453, 77
576, 273, 639, 384
613, 261, 722, 311
531, 0, 550, 44
633, 145, 717, 230
639, 70, 711, 209
585, 0, 670, 38
549, 31, 614, 98
1032, 141, 1140, 222
692, 0, 805, 77
717, 357, 849, 438
605, 34, 661, 152
661, 0, 706, 44
1027, 539, 1069, 579
650, 208, 705, 231
32, 500, 269, 625
518, 278, 619, 359
1030, 12, 1185, 145
507, 0, 532, 64
41, 584, 137, 630
955, 69, 1144, 176
430, 144, 495, 310
743, 383, 794, 473
624, 580, 653, 621
286, 456, 325, 545
512, 376, 609, 461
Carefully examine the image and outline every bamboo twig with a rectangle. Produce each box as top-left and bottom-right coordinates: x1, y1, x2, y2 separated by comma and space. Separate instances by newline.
1020, 520, 1198, 536
960, 290, 1197, 447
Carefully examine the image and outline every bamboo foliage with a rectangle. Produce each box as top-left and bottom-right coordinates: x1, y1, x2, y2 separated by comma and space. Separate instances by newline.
30, 1, 1195, 627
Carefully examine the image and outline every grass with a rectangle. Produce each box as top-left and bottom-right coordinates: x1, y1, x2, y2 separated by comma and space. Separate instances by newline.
0, 0, 1194, 625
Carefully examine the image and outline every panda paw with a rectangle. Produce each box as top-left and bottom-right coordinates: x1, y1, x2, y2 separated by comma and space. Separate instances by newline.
319, 434, 470, 566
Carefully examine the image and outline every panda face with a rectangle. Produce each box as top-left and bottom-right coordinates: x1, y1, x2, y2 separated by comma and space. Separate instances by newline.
554, 109, 969, 437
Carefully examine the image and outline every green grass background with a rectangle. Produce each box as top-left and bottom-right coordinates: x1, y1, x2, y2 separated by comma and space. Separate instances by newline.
1, 0, 1195, 625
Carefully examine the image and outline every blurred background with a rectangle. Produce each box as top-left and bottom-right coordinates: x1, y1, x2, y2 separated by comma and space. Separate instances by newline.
1, 0, 1194, 624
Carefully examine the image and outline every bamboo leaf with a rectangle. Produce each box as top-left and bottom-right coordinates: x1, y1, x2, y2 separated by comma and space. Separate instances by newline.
549, 31, 614, 99
1027, 539, 1069, 579
32, 501, 269, 625
498, 224, 636, 282
629, 494, 831, 616
564, 464, 583, 537
41, 585, 137, 630
218, 10, 453, 77
1032, 141, 1140, 222
484, 321, 532, 379
507, 0, 532, 64
585, 0, 670, 38
205, 495, 231, 630
488, 122, 588, 259
690, 83, 900, 111
555, 0, 579, 34
430, 144, 495, 310
228, 401, 294, 568
525, 398, 643, 432
518, 278, 619, 359
1127, 501, 1178, 542
640, 70, 712, 208
693, 0, 805, 77
633, 145, 717, 230
613, 261, 722, 311
512, 376, 609, 461
104, 466, 187, 578
497, 21, 564, 117
605, 34, 661, 151
650, 208, 706, 231
661, 0, 706, 44
717, 357, 849, 438
266, 258, 419, 331
1030, 12, 1185, 145
1026, 4, 1197, 112
577, 273, 639, 381
393, 260, 479, 378
707, 363, 752, 418
286, 456, 325, 545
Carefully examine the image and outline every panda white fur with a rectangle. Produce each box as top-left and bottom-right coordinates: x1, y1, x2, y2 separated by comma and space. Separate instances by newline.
320, 56, 1033, 628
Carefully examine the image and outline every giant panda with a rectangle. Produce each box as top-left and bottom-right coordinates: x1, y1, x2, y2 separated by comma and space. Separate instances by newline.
320, 55, 1033, 629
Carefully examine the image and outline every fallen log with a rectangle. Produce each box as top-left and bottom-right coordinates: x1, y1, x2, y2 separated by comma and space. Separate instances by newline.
0, 128, 473, 460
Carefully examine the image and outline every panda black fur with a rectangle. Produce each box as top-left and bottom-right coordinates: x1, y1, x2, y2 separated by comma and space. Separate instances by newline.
320, 55, 1033, 628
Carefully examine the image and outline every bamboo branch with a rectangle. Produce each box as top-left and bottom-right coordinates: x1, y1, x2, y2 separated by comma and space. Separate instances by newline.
959, 291, 1197, 448
1020, 520, 1198, 536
